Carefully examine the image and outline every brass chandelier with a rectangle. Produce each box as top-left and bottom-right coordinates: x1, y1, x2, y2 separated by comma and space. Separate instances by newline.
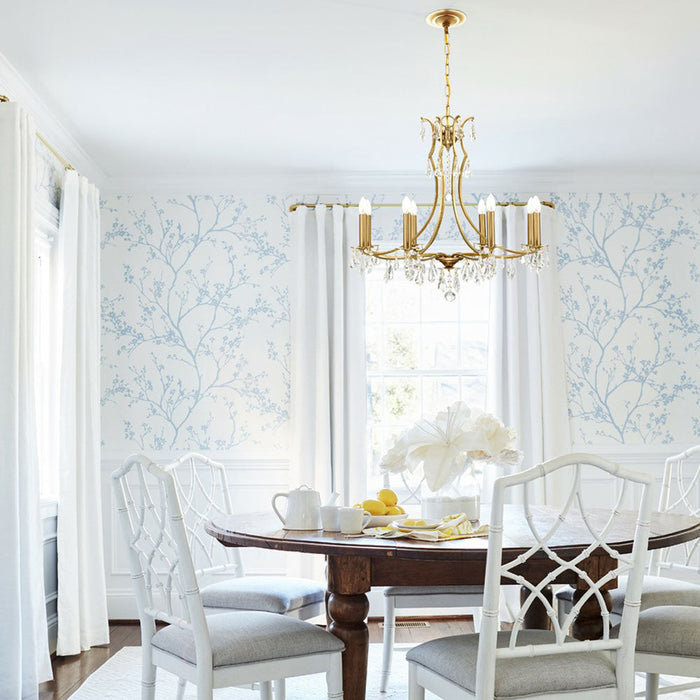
351, 9, 548, 300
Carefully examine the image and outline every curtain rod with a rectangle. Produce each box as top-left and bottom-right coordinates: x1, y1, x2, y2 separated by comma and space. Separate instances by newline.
0, 95, 75, 172
288, 200, 555, 213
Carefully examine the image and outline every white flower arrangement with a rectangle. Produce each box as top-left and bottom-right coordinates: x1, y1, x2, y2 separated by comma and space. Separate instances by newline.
379, 401, 521, 492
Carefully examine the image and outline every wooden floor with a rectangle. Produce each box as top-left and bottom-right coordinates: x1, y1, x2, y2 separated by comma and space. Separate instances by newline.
39, 616, 474, 700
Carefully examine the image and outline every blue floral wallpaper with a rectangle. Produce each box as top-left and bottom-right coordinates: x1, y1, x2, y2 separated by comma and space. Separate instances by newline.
100, 191, 700, 453
101, 194, 291, 451
555, 192, 700, 444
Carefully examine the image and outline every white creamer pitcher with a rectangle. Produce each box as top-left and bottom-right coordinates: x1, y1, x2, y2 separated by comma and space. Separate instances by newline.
272, 485, 322, 530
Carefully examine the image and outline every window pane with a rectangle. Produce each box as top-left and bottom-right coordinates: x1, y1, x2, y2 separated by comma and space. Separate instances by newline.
383, 325, 419, 369
460, 323, 488, 369
421, 322, 459, 369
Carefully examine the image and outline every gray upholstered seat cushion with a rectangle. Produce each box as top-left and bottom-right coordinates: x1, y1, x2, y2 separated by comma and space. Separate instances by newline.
152, 611, 343, 668
385, 584, 484, 597
556, 575, 700, 616
407, 630, 617, 698
634, 605, 700, 658
200, 575, 325, 614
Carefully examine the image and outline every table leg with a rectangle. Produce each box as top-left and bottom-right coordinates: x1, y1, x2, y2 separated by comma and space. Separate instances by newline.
328, 592, 370, 700
326, 555, 371, 700
571, 588, 613, 640
520, 585, 553, 630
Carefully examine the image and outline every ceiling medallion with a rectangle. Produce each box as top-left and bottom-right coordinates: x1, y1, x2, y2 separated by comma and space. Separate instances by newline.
351, 9, 549, 300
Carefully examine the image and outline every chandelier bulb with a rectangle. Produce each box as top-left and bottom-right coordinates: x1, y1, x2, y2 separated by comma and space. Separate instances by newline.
402, 196, 412, 214
532, 195, 541, 213
359, 197, 372, 215
486, 194, 496, 212
477, 198, 486, 215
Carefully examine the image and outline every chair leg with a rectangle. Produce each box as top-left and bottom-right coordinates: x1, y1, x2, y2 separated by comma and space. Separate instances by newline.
175, 677, 187, 700
327, 651, 344, 699
259, 680, 273, 700
472, 607, 482, 633
380, 596, 396, 692
140, 644, 156, 700
408, 662, 425, 700
196, 665, 213, 700
273, 678, 286, 700
645, 673, 659, 700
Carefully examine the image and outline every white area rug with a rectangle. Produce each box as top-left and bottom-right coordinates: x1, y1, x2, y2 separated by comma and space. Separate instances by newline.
68, 644, 429, 699
68, 644, 700, 699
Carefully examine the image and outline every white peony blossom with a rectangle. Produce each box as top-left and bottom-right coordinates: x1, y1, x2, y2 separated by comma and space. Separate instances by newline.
379, 401, 521, 492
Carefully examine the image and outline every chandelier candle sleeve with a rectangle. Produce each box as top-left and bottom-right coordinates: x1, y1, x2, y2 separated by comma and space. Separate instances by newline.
526, 196, 542, 248
477, 198, 487, 247
359, 196, 372, 248
486, 194, 496, 252
402, 196, 418, 251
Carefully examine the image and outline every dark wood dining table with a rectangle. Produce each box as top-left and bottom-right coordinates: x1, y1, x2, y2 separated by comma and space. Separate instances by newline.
206, 507, 700, 700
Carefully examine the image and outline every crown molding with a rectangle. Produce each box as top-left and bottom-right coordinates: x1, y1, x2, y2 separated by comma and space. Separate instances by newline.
102, 168, 700, 196
0, 52, 106, 186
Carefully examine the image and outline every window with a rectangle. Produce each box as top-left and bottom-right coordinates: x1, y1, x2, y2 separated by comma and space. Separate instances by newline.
34, 199, 59, 499
365, 267, 490, 495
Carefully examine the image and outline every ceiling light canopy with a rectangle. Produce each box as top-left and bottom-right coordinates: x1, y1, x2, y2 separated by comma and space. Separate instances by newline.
351, 9, 549, 300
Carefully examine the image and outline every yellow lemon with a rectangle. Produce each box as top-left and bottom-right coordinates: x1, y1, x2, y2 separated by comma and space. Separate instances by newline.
376, 488, 398, 507
362, 498, 388, 516
402, 518, 426, 527
385, 505, 403, 516
394, 505, 406, 514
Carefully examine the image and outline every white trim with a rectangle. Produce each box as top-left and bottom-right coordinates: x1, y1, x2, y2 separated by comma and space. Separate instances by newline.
40, 499, 58, 520
101, 169, 700, 196
0, 51, 106, 185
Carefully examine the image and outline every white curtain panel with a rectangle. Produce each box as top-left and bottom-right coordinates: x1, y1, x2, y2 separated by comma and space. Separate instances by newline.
0, 102, 53, 697
290, 205, 367, 506
55, 171, 109, 655
487, 205, 571, 506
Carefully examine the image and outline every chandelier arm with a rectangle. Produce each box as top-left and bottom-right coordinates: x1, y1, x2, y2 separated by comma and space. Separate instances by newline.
416, 174, 447, 253
456, 148, 481, 236
416, 176, 440, 238
450, 197, 483, 254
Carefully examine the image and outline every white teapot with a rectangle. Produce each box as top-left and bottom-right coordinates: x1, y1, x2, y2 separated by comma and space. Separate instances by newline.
272, 485, 322, 530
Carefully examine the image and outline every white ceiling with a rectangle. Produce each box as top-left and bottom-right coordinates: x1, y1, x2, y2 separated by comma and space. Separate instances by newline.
1, 0, 699, 188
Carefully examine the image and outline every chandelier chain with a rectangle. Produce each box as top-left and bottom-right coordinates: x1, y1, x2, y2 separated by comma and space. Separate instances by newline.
444, 23, 451, 115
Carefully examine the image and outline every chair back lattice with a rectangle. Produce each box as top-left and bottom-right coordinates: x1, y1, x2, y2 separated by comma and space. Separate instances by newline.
475, 453, 653, 700
163, 452, 243, 581
651, 445, 700, 581
112, 454, 210, 646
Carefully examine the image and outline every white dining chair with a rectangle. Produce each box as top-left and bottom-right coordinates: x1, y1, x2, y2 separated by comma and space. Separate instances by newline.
556, 445, 700, 629
163, 453, 325, 621
407, 452, 653, 700
112, 454, 344, 700
379, 472, 485, 693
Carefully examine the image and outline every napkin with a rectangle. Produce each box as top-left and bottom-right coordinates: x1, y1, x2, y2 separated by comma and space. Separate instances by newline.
364, 513, 488, 541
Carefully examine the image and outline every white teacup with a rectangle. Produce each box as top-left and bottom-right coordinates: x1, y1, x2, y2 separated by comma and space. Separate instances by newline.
339, 507, 372, 534
321, 505, 341, 532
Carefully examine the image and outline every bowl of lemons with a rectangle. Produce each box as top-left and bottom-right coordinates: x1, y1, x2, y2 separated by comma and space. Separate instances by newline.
354, 489, 408, 527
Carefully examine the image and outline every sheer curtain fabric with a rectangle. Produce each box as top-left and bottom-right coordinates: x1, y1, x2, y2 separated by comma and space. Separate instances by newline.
0, 101, 53, 698
55, 171, 109, 654
487, 205, 571, 506
290, 204, 367, 505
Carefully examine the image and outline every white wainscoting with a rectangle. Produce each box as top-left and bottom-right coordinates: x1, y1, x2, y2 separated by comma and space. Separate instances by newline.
101, 451, 294, 619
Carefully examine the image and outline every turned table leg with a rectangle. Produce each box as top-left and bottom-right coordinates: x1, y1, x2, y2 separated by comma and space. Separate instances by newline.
327, 555, 371, 700
571, 587, 613, 640
520, 584, 554, 630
